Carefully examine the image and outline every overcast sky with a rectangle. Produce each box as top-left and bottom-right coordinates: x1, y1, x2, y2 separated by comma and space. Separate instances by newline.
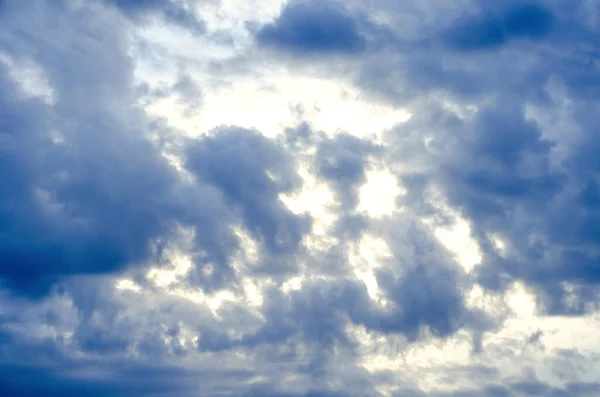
1, 0, 600, 396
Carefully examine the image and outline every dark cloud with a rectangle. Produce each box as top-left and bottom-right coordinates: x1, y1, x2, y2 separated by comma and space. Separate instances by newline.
386, 96, 600, 314
185, 127, 312, 264
283, 124, 379, 237
236, 215, 490, 349
0, 0, 235, 297
0, 361, 253, 397
510, 381, 549, 396
0, 365, 117, 397
332, 213, 369, 240
446, 3, 555, 51
370, 216, 492, 340
503, 3, 554, 38
315, 132, 381, 211
283, 121, 315, 150
256, 0, 367, 55
566, 382, 600, 396
357, 0, 600, 315
525, 330, 544, 347
357, 1, 599, 105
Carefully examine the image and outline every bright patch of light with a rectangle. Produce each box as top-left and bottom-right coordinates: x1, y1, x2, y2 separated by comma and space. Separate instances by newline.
360, 329, 472, 376
490, 233, 507, 256
242, 278, 264, 307
115, 279, 141, 292
280, 164, 337, 237
147, 254, 193, 287
233, 226, 260, 265
441, 99, 479, 120
355, 271, 380, 302
465, 284, 507, 319
191, 78, 295, 138
173, 289, 237, 313
357, 169, 403, 217
480, 286, 600, 387
198, 0, 285, 32
142, 67, 410, 139
281, 276, 304, 293
134, 24, 236, 62
279, 76, 410, 139
430, 217, 482, 272
349, 234, 392, 302
505, 282, 537, 318
281, 163, 339, 270
0, 52, 55, 104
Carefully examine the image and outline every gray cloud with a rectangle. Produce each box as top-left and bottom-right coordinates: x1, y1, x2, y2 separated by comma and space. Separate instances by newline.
256, 0, 367, 55
105, 0, 206, 33
2, 0, 600, 396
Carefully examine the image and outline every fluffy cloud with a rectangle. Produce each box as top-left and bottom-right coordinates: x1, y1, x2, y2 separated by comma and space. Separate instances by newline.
255, 0, 367, 55
2, 0, 600, 396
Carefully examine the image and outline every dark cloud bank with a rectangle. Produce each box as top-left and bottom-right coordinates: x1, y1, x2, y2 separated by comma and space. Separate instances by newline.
1, 0, 600, 396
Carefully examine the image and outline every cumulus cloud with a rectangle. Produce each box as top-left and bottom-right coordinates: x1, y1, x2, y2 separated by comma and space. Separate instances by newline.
0, 0, 234, 298
256, 0, 367, 55
446, 3, 555, 51
2, 0, 600, 395
366, 1, 600, 315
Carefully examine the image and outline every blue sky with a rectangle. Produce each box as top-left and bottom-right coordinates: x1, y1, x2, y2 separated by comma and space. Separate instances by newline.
1, 0, 600, 395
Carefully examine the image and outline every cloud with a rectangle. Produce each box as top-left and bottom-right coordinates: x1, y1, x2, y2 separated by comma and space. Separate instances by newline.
353, 0, 600, 315
446, 3, 555, 51
256, 0, 367, 55
0, 0, 236, 297
0, 358, 259, 397
3, 0, 600, 395
387, 96, 600, 314
137, 73, 204, 117
184, 126, 312, 275
315, 132, 381, 211
105, 0, 206, 33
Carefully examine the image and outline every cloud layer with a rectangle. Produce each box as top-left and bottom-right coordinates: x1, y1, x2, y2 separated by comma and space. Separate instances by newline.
2, 0, 600, 396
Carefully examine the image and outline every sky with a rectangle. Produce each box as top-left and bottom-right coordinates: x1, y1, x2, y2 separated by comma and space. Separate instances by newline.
1, 0, 600, 396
